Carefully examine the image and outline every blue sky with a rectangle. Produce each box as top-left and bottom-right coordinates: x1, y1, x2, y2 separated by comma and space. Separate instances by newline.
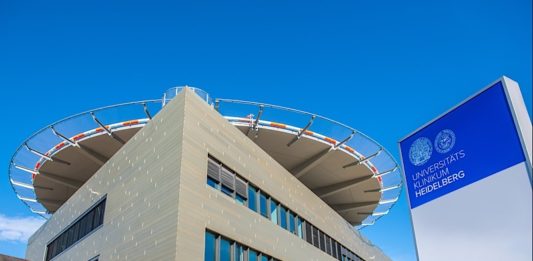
0, 0, 531, 259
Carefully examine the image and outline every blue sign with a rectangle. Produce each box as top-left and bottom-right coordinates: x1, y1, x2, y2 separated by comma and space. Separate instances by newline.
400, 81, 525, 208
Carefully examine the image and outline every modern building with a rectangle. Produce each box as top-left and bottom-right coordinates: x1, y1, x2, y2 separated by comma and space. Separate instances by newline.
9, 87, 402, 261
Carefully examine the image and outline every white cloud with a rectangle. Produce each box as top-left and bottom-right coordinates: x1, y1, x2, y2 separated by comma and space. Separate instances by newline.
0, 215, 45, 243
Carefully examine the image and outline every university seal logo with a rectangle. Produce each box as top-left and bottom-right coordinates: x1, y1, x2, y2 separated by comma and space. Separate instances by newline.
409, 137, 433, 166
435, 129, 456, 154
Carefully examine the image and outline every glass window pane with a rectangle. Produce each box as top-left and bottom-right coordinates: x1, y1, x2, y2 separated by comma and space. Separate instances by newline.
249, 249, 258, 261
64, 228, 72, 249
58, 234, 66, 252
236, 194, 246, 205
221, 185, 233, 196
260, 192, 268, 218
72, 223, 79, 244
207, 177, 220, 189
234, 243, 244, 261
261, 255, 269, 261
297, 217, 303, 239
319, 230, 326, 251
270, 199, 278, 224
68, 227, 75, 248
220, 237, 231, 261
99, 200, 106, 225
46, 242, 53, 260
86, 211, 95, 232
326, 235, 331, 255
305, 222, 313, 244
248, 185, 257, 212
78, 217, 86, 239
93, 206, 101, 229
204, 231, 216, 261
80, 216, 89, 237
312, 226, 319, 248
279, 206, 287, 229
289, 212, 295, 234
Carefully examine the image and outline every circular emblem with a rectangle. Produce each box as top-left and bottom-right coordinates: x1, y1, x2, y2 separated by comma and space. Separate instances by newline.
409, 137, 433, 166
435, 129, 456, 154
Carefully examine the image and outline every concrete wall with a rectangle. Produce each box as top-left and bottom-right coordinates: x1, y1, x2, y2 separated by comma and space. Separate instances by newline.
27, 88, 389, 261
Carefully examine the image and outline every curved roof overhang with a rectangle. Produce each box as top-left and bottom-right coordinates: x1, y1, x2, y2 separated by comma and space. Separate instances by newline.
8, 87, 402, 229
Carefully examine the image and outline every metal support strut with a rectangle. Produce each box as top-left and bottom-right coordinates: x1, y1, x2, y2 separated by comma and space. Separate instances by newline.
51, 126, 108, 166
287, 115, 316, 147
342, 147, 383, 169
24, 143, 70, 166
90, 112, 126, 144
143, 103, 152, 119
247, 105, 264, 137
334, 131, 356, 149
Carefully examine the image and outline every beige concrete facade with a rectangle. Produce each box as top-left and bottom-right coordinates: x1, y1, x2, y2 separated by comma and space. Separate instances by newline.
26, 89, 389, 261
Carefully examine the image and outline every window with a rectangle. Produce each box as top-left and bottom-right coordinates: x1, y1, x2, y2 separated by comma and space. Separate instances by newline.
312, 226, 319, 248
86, 210, 95, 232
88, 256, 99, 261
65, 227, 74, 248
207, 177, 219, 189
289, 211, 296, 234
248, 185, 257, 211
205, 230, 279, 261
260, 192, 268, 218
270, 199, 278, 224
235, 243, 244, 261
71, 223, 80, 244
221, 185, 233, 196
207, 158, 221, 189
279, 206, 287, 230
46, 197, 106, 261
220, 166, 235, 196
325, 235, 332, 255
236, 194, 246, 205
319, 230, 326, 251
220, 237, 231, 261
235, 177, 247, 205
332, 240, 338, 259
305, 222, 313, 245
205, 155, 365, 261
205, 231, 216, 261
297, 217, 303, 239
249, 250, 258, 261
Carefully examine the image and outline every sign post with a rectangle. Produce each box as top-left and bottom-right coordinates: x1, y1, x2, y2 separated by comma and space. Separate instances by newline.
399, 76, 532, 261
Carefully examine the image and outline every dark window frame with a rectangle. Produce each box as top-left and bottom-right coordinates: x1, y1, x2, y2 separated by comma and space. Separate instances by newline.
45, 196, 107, 261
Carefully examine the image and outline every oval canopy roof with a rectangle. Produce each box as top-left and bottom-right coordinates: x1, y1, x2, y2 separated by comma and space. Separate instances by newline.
8, 87, 402, 228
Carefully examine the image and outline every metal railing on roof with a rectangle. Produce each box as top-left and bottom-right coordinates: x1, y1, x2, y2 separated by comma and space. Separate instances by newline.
9, 87, 402, 229
8, 99, 165, 218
